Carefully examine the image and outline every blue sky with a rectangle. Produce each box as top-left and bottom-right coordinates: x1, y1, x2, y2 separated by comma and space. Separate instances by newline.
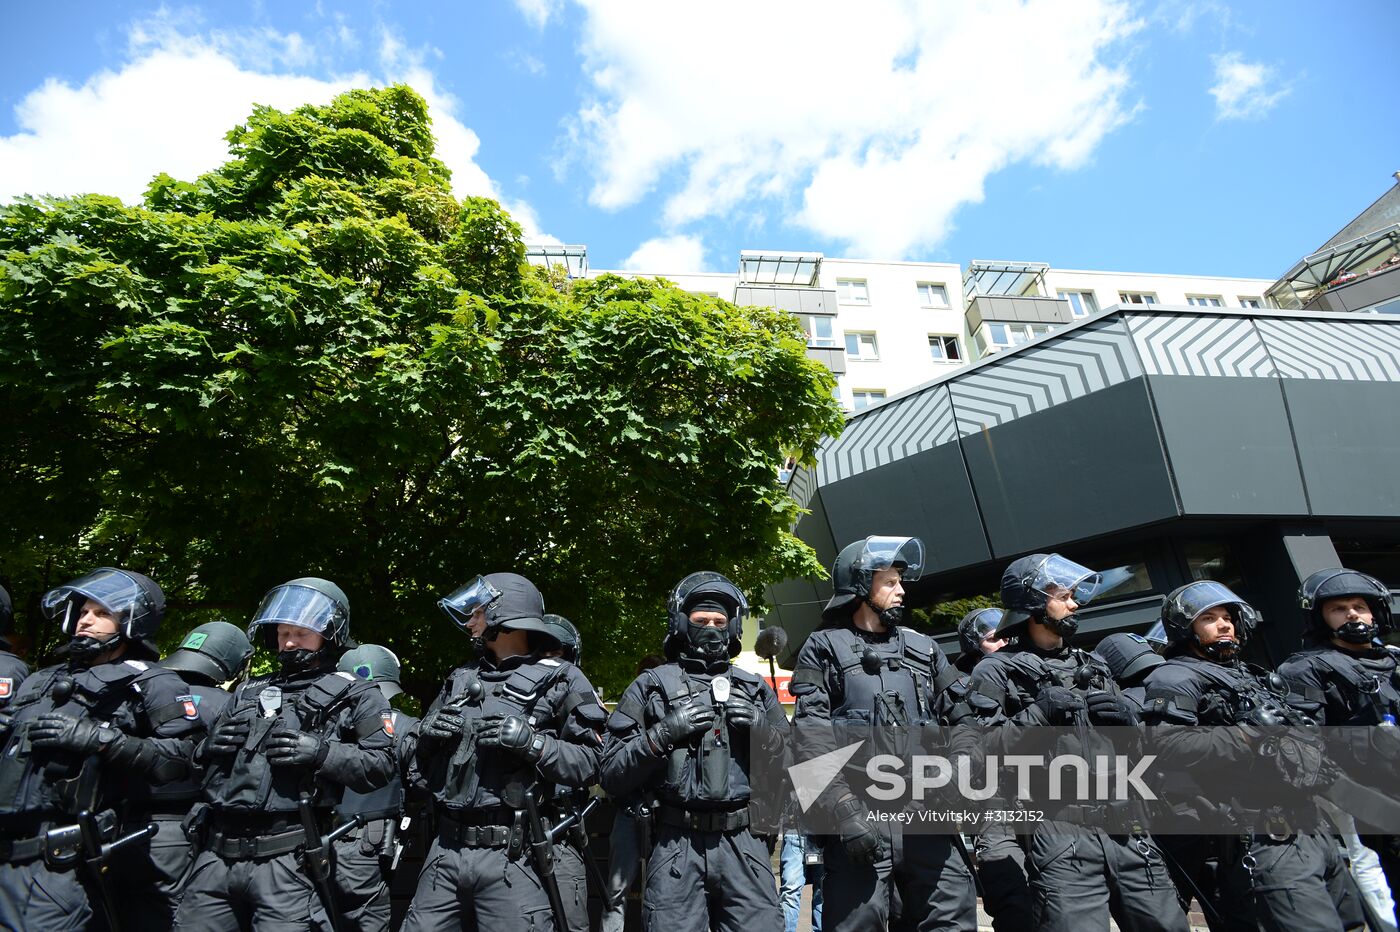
2, 1, 1396, 280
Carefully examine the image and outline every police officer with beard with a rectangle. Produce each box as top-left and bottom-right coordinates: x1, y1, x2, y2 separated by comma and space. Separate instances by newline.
0, 568, 201, 930
0, 585, 28, 706
602, 572, 787, 932
331, 643, 417, 932
1141, 581, 1364, 932
403, 572, 607, 932
971, 553, 1185, 932
1275, 568, 1400, 925
791, 537, 981, 932
175, 578, 396, 931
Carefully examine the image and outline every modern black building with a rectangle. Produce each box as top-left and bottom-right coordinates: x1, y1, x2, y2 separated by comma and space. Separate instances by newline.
767, 301, 1400, 665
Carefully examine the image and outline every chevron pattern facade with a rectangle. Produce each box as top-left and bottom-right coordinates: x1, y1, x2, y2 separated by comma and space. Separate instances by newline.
1126, 312, 1277, 378
815, 386, 958, 484
948, 317, 1141, 434
1258, 318, 1400, 381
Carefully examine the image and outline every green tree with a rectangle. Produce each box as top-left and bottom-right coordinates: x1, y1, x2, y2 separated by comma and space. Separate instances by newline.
0, 85, 843, 699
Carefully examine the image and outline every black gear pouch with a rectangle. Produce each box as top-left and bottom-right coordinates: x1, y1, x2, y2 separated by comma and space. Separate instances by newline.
697, 724, 731, 801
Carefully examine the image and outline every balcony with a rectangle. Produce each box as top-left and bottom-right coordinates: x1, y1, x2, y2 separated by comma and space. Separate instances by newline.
965, 294, 1073, 332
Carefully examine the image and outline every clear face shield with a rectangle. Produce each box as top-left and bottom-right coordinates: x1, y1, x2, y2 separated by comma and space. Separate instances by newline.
856, 537, 925, 582
1027, 554, 1102, 605
970, 608, 1005, 641
437, 576, 502, 631
42, 568, 149, 636
247, 584, 345, 641
1144, 620, 1169, 652
1173, 581, 1257, 635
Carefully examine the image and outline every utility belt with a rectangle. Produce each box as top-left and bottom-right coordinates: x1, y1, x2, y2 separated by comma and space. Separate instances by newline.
657, 805, 750, 834
1046, 799, 1144, 831
437, 806, 525, 850
207, 826, 307, 860
198, 810, 317, 861
0, 811, 118, 868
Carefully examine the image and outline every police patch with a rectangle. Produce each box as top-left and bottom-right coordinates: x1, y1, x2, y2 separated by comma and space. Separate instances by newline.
176, 694, 200, 720
0, 678, 11, 701
354, 663, 373, 680
382, 712, 395, 737
182, 632, 208, 650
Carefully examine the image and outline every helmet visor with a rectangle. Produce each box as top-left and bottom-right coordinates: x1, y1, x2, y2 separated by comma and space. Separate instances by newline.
1027, 554, 1101, 605
857, 537, 925, 582
1171, 581, 1257, 630
42, 569, 147, 628
249, 584, 343, 635
1144, 620, 1169, 648
970, 608, 1004, 639
437, 576, 502, 630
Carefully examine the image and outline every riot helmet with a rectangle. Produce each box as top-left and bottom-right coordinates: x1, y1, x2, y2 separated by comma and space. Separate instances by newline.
339, 644, 404, 699
162, 621, 254, 685
437, 575, 502, 631
821, 536, 924, 627
1160, 580, 1257, 660
42, 567, 165, 662
999, 553, 1101, 639
1095, 632, 1163, 685
542, 614, 581, 664
247, 577, 350, 671
666, 571, 747, 665
957, 607, 1005, 656
1298, 568, 1392, 644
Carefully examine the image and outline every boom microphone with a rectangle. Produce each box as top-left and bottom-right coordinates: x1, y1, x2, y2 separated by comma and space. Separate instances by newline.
754, 626, 788, 660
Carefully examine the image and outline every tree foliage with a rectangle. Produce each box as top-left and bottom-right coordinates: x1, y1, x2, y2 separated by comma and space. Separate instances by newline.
0, 85, 844, 698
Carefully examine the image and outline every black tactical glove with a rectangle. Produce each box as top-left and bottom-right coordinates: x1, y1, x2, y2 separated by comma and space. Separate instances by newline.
29, 712, 119, 755
264, 728, 329, 768
419, 707, 465, 743
833, 796, 888, 866
645, 698, 715, 754
1086, 690, 1139, 725
1034, 686, 1087, 724
206, 719, 251, 757
1272, 734, 1331, 791
0, 709, 14, 741
477, 714, 548, 763
724, 695, 761, 730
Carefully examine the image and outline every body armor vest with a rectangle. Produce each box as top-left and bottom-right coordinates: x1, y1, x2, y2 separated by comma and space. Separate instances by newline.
1288, 647, 1400, 725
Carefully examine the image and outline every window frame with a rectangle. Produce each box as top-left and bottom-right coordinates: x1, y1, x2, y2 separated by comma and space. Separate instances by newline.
844, 330, 880, 361
836, 278, 870, 305
1186, 295, 1224, 307
916, 282, 949, 308
1057, 289, 1099, 318
927, 334, 963, 363
1118, 291, 1158, 306
851, 389, 887, 411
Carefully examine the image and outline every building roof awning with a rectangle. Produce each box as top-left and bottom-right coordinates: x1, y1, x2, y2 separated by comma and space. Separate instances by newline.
738, 251, 823, 286
525, 244, 589, 279
1266, 224, 1400, 309
964, 260, 1050, 298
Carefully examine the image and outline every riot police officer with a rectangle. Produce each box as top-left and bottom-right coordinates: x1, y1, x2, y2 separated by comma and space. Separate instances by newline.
971, 553, 1186, 932
603, 571, 787, 932
955, 606, 1008, 675
403, 572, 607, 932
1141, 580, 1364, 932
0, 567, 201, 931
175, 578, 396, 931
0, 584, 28, 705
332, 643, 418, 932
1277, 568, 1400, 925
1095, 632, 1164, 713
791, 537, 980, 932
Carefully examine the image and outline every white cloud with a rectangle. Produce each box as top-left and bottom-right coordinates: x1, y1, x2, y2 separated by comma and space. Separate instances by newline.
0, 17, 552, 240
568, 0, 1142, 258
513, 0, 563, 30
1209, 52, 1290, 121
622, 234, 707, 272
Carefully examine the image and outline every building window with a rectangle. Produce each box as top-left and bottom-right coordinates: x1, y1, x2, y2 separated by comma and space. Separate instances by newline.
802, 315, 838, 347
982, 322, 1050, 354
852, 389, 886, 411
1119, 292, 1158, 306
928, 335, 962, 362
1238, 296, 1263, 309
844, 331, 879, 360
836, 279, 869, 304
1187, 295, 1224, 307
916, 282, 949, 307
1057, 290, 1099, 318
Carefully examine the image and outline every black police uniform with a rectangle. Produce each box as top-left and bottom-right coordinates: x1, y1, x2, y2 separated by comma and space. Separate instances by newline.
604, 659, 786, 932
175, 667, 395, 931
792, 623, 981, 932
328, 707, 419, 932
0, 653, 201, 930
403, 654, 605, 931
1142, 653, 1364, 932
971, 642, 1187, 932
0, 650, 27, 708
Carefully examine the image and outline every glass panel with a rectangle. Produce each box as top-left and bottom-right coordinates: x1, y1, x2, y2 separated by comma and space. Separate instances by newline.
1182, 541, 1246, 593
845, 333, 859, 356
989, 324, 1009, 345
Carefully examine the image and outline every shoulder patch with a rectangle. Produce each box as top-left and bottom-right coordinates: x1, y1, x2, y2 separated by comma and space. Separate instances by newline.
382, 711, 396, 737
0, 678, 12, 700
176, 694, 200, 720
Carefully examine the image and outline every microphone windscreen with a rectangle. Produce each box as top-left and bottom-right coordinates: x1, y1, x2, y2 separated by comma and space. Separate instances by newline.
754, 625, 788, 659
